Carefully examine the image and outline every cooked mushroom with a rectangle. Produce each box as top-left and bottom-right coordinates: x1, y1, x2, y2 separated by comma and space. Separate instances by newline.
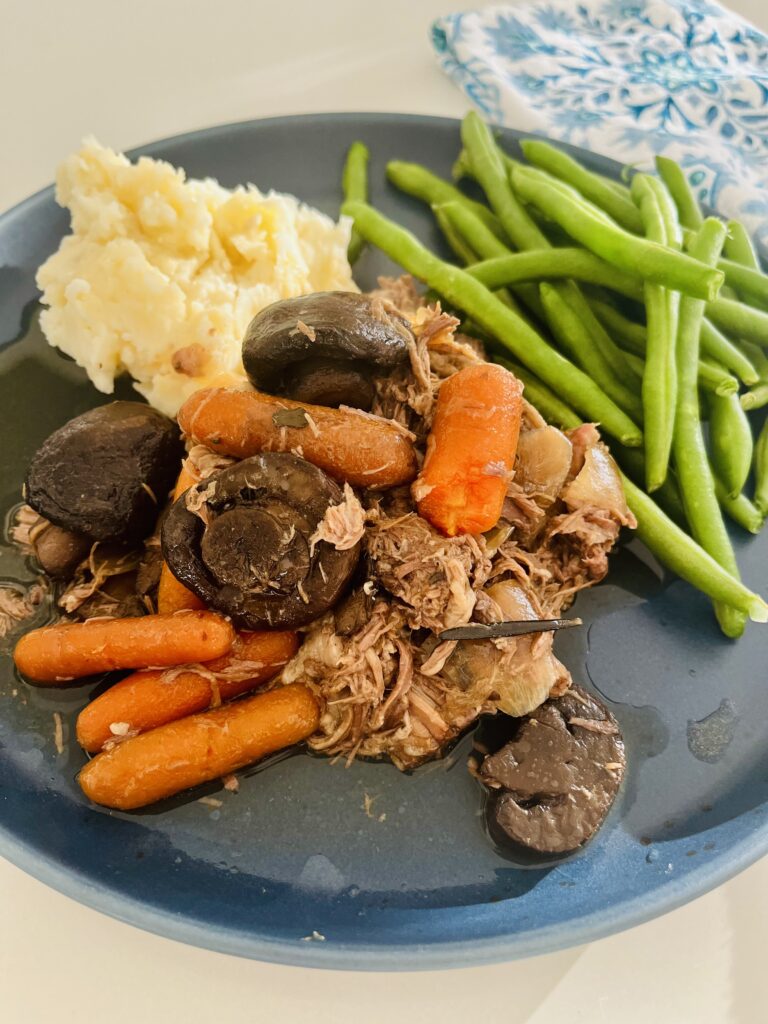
161, 453, 361, 629
242, 292, 412, 410
479, 685, 625, 858
25, 402, 183, 543
32, 522, 90, 579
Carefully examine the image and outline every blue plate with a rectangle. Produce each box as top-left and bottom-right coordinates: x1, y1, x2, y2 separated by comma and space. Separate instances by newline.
1, 113, 767, 970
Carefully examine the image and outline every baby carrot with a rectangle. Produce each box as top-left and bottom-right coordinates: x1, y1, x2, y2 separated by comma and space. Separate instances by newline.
414, 362, 522, 535
13, 611, 234, 684
76, 630, 299, 753
178, 386, 418, 489
78, 683, 320, 810
157, 562, 205, 613
173, 463, 199, 499
157, 463, 206, 613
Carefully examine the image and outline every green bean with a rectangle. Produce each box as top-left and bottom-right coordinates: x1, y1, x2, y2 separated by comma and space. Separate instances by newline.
755, 418, 768, 517
385, 160, 507, 242
614, 447, 687, 527
654, 156, 703, 231
697, 358, 739, 396
706, 294, 768, 346
742, 383, 768, 411
444, 203, 638, 385
709, 392, 754, 498
623, 351, 645, 377
343, 200, 643, 446
452, 147, 473, 184
717, 258, 768, 308
431, 204, 479, 266
440, 207, 639, 379
670, 218, 744, 635
643, 174, 683, 249
539, 283, 644, 422
465, 246, 642, 296
461, 112, 547, 250
724, 219, 761, 269
435, 200, 546, 320
588, 300, 647, 354
718, 222, 768, 401
520, 138, 643, 233
494, 357, 581, 430
431, 205, 526, 320
509, 159, 619, 227
699, 319, 759, 384
631, 174, 677, 492
509, 163, 724, 300
525, 204, 576, 247
341, 141, 370, 264
563, 283, 639, 382
589, 299, 737, 395
446, 151, 638, 381
737, 339, 768, 379
620, 473, 767, 622
714, 477, 764, 534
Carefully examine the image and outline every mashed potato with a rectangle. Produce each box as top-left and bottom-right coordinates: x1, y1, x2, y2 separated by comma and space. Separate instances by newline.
36, 139, 357, 415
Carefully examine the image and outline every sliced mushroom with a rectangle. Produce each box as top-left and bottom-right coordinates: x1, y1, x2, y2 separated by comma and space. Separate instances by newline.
479, 685, 625, 858
161, 453, 361, 629
25, 402, 183, 543
242, 292, 412, 410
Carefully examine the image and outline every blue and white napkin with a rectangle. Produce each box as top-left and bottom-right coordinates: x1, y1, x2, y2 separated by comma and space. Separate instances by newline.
431, 1, 768, 243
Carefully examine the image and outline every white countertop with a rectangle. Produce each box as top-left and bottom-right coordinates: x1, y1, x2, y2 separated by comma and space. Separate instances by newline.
2, 2, 766, 1021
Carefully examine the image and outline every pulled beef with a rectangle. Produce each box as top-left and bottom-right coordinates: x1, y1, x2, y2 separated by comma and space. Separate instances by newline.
0, 584, 46, 639
366, 513, 491, 632
371, 299, 483, 440
58, 544, 146, 619
283, 601, 495, 769
278, 279, 634, 769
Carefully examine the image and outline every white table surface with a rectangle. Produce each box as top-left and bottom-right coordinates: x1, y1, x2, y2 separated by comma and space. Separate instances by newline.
2, 2, 767, 1021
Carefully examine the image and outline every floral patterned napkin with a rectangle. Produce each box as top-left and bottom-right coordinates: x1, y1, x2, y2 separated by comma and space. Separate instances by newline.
431, 1, 768, 242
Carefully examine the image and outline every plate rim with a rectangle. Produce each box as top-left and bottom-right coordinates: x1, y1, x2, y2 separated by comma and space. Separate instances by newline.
1, 110, 767, 971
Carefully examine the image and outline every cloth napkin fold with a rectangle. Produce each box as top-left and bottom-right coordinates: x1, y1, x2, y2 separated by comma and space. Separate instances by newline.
431, 0, 768, 243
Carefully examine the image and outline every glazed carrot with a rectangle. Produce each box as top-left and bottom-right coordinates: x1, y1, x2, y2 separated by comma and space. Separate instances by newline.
13, 611, 234, 684
173, 462, 199, 499
414, 363, 523, 535
178, 386, 418, 489
156, 464, 206, 613
76, 630, 300, 752
78, 683, 320, 810
157, 558, 205, 613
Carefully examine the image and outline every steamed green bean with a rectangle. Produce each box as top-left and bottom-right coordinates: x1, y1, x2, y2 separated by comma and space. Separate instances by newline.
342, 141, 370, 264
655, 156, 703, 232
386, 160, 507, 241
509, 163, 724, 300
755, 418, 768, 517
343, 200, 643, 446
539, 283, 644, 422
631, 173, 678, 492
521, 138, 643, 233
670, 218, 744, 636
709, 392, 754, 498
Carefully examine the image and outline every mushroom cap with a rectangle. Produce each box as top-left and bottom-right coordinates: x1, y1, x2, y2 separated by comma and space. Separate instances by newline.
480, 685, 625, 857
242, 291, 412, 410
25, 401, 183, 543
161, 453, 361, 629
